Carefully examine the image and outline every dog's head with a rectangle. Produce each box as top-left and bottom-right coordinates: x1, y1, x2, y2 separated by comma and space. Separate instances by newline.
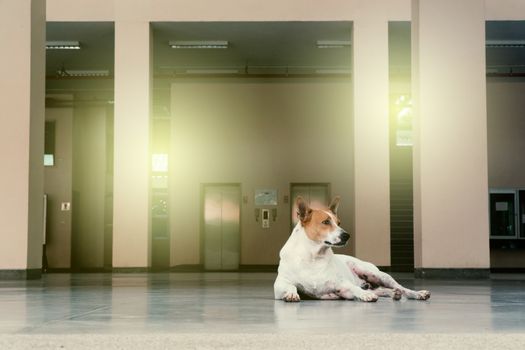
295, 196, 350, 247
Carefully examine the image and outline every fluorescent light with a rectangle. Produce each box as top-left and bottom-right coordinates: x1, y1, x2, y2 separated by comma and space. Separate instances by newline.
46, 41, 81, 50
185, 69, 239, 74
486, 40, 525, 48
316, 40, 351, 49
169, 40, 229, 49
56, 69, 110, 77
315, 69, 351, 74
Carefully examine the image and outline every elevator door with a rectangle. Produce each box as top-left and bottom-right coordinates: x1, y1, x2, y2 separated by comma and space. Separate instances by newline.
203, 184, 241, 270
290, 183, 330, 228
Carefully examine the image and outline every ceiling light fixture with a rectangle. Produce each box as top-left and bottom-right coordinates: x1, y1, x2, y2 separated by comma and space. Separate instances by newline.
184, 68, 238, 74
486, 40, 525, 48
316, 40, 351, 49
56, 69, 110, 77
46, 41, 81, 50
169, 40, 229, 49
315, 69, 352, 75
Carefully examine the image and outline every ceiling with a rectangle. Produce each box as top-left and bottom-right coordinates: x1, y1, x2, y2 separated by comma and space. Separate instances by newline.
152, 22, 352, 75
46, 21, 353, 79
46, 22, 114, 77
45, 20, 525, 94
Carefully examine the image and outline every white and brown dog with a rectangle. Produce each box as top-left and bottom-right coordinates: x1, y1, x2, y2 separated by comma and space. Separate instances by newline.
274, 196, 431, 302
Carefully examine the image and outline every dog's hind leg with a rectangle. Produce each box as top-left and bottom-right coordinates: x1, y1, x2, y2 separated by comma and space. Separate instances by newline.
370, 287, 402, 300
336, 282, 379, 302
352, 263, 430, 301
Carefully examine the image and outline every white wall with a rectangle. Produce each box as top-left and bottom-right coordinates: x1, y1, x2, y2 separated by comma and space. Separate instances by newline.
0, 0, 45, 272
487, 79, 525, 268
46, 0, 525, 22
170, 79, 354, 266
412, 0, 490, 270
487, 80, 525, 188
72, 107, 108, 268
46, 0, 411, 21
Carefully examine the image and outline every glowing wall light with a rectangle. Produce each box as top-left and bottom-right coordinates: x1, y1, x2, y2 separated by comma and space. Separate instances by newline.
44, 154, 54, 166
394, 95, 413, 147
152, 153, 168, 172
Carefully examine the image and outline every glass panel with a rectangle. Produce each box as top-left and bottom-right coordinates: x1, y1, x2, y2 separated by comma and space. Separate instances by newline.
490, 192, 516, 237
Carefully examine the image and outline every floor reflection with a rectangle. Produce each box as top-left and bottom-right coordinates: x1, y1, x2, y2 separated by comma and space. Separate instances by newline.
0, 273, 523, 334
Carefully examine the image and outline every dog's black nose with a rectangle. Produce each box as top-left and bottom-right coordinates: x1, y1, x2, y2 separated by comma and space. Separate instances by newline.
340, 231, 350, 242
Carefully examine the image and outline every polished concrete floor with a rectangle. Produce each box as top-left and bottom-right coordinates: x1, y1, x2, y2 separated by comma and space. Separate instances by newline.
1, 272, 525, 336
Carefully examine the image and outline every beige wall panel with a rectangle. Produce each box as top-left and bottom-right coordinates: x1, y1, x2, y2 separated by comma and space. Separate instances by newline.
0, 0, 45, 271
45, 0, 525, 22
47, 0, 411, 21
73, 107, 107, 268
485, 0, 525, 20
352, 3, 391, 266
46, 0, 114, 21
113, 21, 151, 268
412, 0, 490, 269
487, 81, 525, 188
0, 0, 32, 269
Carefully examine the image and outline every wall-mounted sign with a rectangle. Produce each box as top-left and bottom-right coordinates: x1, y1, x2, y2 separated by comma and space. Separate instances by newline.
495, 202, 509, 211
255, 189, 278, 206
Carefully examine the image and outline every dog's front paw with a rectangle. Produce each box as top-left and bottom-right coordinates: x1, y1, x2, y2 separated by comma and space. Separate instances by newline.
416, 290, 431, 300
283, 291, 301, 302
357, 290, 378, 302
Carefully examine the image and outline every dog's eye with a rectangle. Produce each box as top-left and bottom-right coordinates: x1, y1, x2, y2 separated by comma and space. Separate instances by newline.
322, 219, 331, 225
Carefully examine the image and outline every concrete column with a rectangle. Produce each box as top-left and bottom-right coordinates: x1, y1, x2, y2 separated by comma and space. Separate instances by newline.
352, 4, 390, 266
412, 0, 490, 278
0, 0, 46, 279
113, 4, 151, 268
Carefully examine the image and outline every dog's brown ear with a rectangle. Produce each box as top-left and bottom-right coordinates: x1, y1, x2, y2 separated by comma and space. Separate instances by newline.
329, 196, 341, 215
296, 196, 312, 223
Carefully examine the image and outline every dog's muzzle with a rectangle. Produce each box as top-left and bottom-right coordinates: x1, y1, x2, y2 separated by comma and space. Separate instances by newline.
325, 231, 350, 247
338, 231, 350, 245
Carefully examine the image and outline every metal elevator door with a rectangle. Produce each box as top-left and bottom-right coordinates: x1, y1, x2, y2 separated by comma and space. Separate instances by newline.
290, 183, 330, 228
203, 184, 241, 270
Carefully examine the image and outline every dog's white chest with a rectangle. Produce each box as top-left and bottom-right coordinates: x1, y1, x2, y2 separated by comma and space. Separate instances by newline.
279, 245, 347, 297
